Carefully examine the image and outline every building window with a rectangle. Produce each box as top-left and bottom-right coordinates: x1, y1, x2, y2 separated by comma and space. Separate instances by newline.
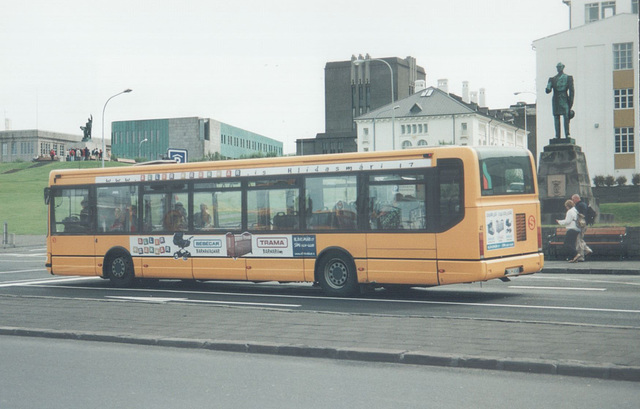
401, 140, 412, 149
601, 1, 615, 18
417, 139, 427, 146
585, 2, 599, 22
424, 123, 428, 133
615, 127, 634, 153
401, 125, 405, 134
614, 43, 633, 70
615, 89, 634, 109
633, 0, 638, 13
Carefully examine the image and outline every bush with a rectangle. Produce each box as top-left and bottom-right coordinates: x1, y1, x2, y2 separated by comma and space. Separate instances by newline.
615, 176, 627, 186
604, 175, 616, 187
632, 173, 640, 186
593, 175, 605, 187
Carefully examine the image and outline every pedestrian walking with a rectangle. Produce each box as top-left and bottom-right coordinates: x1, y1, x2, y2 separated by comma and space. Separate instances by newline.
572, 194, 592, 259
556, 199, 582, 262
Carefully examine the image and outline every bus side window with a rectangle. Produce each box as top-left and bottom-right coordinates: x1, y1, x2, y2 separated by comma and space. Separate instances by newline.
52, 188, 91, 234
437, 159, 464, 231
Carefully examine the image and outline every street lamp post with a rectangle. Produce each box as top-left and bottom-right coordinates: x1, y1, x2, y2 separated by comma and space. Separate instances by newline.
102, 88, 132, 167
354, 56, 396, 150
392, 105, 400, 150
138, 138, 148, 159
353, 56, 394, 104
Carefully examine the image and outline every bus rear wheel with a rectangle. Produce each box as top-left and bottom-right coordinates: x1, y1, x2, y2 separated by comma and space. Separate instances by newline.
108, 254, 135, 288
318, 252, 358, 297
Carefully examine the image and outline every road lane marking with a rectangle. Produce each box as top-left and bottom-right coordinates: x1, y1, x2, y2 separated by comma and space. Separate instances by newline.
509, 286, 606, 291
531, 275, 640, 287
105, 295, 301, 308
0, 268, 47, 275
0, 277, 99, 288
12, 281, 640, 315
0, 253, 47, 257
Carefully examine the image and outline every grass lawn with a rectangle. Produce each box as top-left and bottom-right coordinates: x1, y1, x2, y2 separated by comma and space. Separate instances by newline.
599, 202, 640, 227
0, 161, 129, 235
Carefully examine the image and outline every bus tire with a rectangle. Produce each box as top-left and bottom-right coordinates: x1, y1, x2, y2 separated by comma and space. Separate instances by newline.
317, 252, 358, 297
108, 254, 135, 288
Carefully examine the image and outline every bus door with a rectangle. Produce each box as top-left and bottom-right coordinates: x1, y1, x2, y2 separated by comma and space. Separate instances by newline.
139, 187, 193, 279
49, 187, 97, 276
366, 173, 438, 286
191, 188, 247, 281
95, 185, 142, 278
245, 178, 305, 282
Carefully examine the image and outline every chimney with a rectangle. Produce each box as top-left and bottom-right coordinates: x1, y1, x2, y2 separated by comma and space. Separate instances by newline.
462, 81, 470, 103
470, 91, 478, 104
479, 88, 486, 107
415, 80, 426, 93
437, 79, 449, 93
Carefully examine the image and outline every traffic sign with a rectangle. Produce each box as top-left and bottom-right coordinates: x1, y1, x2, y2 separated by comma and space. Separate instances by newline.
167, 149, 188, 163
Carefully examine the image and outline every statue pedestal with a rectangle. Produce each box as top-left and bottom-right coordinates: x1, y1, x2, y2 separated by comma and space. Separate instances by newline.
538, 139, 598, 225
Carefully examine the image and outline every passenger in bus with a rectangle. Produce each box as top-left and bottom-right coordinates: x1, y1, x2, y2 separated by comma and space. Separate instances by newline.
194, 203, 212, 229
129, 205, 138, 232
556, 199, 582, 263
110, 207, 126, 232
164, 202, 187, 231
80, 199, 90, 225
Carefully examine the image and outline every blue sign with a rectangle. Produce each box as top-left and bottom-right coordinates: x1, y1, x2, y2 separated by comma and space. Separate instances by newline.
167, 149, 188, 163
292, 235, 316, 257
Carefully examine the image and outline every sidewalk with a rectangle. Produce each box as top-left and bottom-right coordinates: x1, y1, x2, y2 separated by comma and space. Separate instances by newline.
541, 259, 640, 275
1, 235, 45, 250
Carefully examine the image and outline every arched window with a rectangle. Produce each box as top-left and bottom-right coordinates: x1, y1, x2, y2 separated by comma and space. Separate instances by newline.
402, 140, 412, 149
417, 139, 427, 146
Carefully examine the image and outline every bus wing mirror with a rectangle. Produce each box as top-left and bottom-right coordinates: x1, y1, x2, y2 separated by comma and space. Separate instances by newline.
44, 187, 51, 205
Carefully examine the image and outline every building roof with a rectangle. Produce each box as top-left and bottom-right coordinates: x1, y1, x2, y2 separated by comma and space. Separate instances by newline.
533, 12, 638, 44
356, 86, 494, 121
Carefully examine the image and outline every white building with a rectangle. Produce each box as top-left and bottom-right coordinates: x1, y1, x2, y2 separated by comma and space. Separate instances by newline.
534, 0, 638, 181
355, 86, 525, 152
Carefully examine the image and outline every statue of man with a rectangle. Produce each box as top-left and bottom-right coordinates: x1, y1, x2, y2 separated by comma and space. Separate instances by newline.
80, 115, 93, 141
545, 62, 574, 139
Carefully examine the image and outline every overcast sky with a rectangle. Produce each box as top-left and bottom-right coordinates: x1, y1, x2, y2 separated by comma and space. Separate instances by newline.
1, 0, 569, 153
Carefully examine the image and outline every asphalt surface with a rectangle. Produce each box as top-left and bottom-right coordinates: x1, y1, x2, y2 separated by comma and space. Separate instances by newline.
2, 235, 639, 382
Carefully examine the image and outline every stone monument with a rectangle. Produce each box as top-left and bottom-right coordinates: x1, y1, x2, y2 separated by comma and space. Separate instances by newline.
537, 63, 599, 224
80, 115, 93, 142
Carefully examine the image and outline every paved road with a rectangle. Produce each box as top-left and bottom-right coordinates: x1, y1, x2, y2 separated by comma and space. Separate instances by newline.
1, 242, 639, 381
3, 336, 640, 409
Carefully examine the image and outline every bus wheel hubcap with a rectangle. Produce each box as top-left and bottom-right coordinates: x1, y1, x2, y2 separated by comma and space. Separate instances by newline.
112, 258, 125, 278
326, 260, 347, 288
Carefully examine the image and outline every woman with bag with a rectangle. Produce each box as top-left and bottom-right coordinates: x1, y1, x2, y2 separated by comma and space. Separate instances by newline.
556, 199, 582, 263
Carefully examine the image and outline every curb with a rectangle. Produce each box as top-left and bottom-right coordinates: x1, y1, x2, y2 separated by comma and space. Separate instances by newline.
2, 326, 639, 382
540, 267, 640, 275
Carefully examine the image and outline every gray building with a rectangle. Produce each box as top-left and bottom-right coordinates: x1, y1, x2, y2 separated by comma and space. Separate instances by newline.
112, 117, 283, 161
297, 54, 426, 155
0, 130, 83, 162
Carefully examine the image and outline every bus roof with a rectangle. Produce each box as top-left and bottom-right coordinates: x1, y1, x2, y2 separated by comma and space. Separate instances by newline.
48, 146, 530, 186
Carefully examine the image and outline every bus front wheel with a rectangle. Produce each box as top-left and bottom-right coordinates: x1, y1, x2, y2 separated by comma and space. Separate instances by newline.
317, 252, 358, 297
108, 254, 135, 288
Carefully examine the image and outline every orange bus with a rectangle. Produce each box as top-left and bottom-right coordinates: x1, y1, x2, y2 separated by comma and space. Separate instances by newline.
45, 146, 543, 296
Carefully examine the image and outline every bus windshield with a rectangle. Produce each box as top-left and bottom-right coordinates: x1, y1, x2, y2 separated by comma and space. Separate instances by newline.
476, 148, 535, 196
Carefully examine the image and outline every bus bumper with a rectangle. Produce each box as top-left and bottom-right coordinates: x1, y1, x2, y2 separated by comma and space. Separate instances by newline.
438, 252, 544, 285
